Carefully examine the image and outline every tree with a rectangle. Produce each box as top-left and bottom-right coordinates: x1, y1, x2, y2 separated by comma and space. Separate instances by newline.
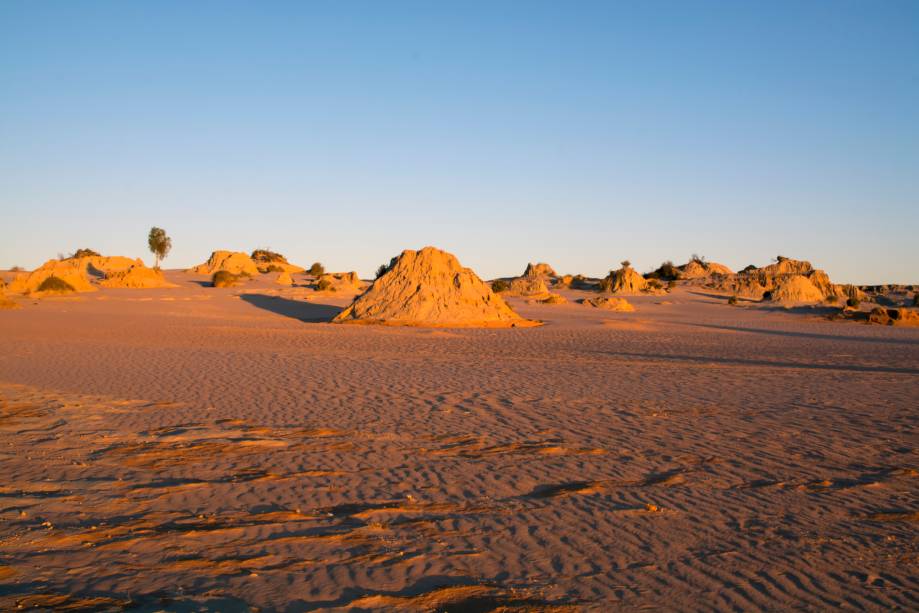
148, 227, 172, 269
309, 262, 325, 276
621, 260, 631, 269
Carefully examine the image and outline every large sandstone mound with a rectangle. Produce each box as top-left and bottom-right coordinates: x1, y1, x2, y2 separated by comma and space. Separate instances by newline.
189, 251, 259, 276
680, 260, 733, 279
7, 259, 96, 294
99, 265, 177, 289
713, 257, 838, 302
770, 275, 825, 304
333, 247, 536, 327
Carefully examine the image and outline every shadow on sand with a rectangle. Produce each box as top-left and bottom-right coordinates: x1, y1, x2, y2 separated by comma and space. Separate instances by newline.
239, 294, 342, 323
687, 322, 919, 346
595, 350, 919, 375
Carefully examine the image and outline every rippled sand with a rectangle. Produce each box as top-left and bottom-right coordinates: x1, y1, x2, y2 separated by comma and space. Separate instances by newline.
0, 273, 917, 611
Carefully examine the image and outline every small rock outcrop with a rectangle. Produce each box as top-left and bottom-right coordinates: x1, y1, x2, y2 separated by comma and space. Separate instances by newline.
580, 296, 636, 312
189, 251, 259, 276
99, 265, 177, 289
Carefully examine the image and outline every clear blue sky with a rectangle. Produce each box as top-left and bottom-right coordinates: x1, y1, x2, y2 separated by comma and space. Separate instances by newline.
2, 1, 917, 283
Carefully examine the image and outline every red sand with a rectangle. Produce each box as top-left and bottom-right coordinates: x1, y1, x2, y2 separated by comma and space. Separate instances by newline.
0, 272, 917, 610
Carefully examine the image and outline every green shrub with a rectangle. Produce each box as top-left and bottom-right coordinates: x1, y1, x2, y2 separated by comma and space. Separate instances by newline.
309, 262, 325, 276
846, 296, 860, 309
316, 277, 333, 291
264, 264, 285, 273
212, 270, 239, 288
728, 295, 738, 305
491, 279, 510, 293
251, 249, 286, 263
826, 294, 838, 303
37, 276, 75, 293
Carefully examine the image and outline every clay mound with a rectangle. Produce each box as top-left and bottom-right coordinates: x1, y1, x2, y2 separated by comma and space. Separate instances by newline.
602, 266, 653, 295
680, 260, 733, 279
99, 265, 176, 289
251, 249, 305, 274
317, 271, 364, 292
554, 274, 574, 288
581, 296, 635, 312
759, 257, 814, 277
523, 262, 557, 279
770, 275, 825, 303
868, 307, 919, 327
189, 251, 259, 276
333, 247, 536, 327
7, 259, 96, 294
537, 293, 567, 305
276, 271, 293, 286
80, 256, 140, 277
507, 276, 551, 298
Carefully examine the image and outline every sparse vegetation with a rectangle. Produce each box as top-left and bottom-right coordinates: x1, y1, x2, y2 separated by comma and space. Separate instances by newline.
826, 294, 838, 303
728, 295, 738, 305
10, 266, 23, 272
646, 260, 679, 281
598, 275, 613, 293
740, 264, 757, 273
251, 248, 287, 263
309, 262, 325, 276
491, 279, 510, 293
647, 278, 663, 291
846, 297, 860, 309
148, 227, 172, 269
914, 293, 919, 307
316, 277, 334, 291
70, 248, 100, 259
621, 260, 631, 269
264, 264, 285, 273
212, 270, 241, 288
375, 256, 398, 279
37, 276, 75, 293
690, 253, 707, 266
776, 255, 788, 263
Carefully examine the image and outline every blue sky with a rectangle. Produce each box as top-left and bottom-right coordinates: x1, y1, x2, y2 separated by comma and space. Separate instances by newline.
2, 1, 917, 282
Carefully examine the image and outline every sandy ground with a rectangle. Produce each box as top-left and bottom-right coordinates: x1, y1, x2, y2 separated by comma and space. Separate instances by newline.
0, 272, 917, 611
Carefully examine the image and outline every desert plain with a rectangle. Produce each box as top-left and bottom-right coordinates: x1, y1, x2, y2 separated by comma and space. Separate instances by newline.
0, 261, 917, 612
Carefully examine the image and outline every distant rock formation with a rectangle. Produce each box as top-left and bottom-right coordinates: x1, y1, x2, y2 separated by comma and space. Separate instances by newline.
188, 251, 259, 276
523, 262, 557, 279
100, 265, 177, 289
333, 246, 536, 327
679, 259, 733, 279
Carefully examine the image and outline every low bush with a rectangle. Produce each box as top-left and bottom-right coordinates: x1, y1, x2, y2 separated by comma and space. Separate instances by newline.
70, 248, 100, 259
316, 277, 334, 291
728, 295, 738, 305
309, 262, 325, 276
264, 264, 285, 273
212, 270, 240, 288
647, 278, 663, 291
37, 276, 75, 293
491, 279, 510, 293
846, 297, 860, 309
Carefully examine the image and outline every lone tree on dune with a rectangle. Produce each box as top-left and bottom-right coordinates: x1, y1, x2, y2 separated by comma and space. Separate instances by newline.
148, 227, 172, 269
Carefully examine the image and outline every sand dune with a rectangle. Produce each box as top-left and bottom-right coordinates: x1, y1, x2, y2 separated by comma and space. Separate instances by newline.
0, 273, 917, 610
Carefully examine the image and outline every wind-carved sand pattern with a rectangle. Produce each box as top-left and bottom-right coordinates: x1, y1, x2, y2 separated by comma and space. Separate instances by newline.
1, 282, 918, 610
